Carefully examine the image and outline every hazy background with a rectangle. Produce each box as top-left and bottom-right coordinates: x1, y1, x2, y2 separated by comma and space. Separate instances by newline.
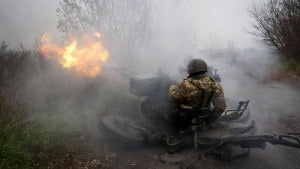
0, 0, 265, 49
2, 0, 297, 135
0, 0, 60, 48
1, 0, 294, 136
1, 1, 300, 168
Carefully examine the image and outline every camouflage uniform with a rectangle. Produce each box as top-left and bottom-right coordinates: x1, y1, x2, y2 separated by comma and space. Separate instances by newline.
169, 74, 226, 128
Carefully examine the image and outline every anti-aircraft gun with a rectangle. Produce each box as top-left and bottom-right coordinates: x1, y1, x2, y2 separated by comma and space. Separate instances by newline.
101, 67, 300, 166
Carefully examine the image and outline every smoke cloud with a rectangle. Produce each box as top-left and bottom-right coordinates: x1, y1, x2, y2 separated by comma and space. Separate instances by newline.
1, 0, 299, 168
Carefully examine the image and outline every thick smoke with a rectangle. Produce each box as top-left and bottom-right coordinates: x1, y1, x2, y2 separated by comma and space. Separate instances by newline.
2, 0, 298, 133
1, 1, 299, 167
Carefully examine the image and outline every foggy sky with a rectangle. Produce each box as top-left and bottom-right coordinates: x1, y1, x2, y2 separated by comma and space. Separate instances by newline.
0, 0, 59, 48
0, 0, 265, 49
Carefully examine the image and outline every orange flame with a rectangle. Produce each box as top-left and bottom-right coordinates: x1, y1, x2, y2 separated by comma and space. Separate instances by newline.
38, 32, 109, 77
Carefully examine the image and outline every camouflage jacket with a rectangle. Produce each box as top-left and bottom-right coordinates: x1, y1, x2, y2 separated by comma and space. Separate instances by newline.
169, 74, 226, 117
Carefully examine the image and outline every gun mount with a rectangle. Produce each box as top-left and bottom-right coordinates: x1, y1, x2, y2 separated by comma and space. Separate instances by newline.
101, 68, 300, 165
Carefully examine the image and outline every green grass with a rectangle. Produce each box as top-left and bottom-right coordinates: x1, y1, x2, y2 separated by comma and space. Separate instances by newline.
0, 101, 79, 169
0, 42, 89, 168
284, 59, 300, 75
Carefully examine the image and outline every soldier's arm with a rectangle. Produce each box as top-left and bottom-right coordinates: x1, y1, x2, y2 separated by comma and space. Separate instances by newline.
168, 80, 188, 103
169, 84, 181, 103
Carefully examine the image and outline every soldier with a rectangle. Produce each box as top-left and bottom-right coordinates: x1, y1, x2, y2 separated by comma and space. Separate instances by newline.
169, 59, 226, 131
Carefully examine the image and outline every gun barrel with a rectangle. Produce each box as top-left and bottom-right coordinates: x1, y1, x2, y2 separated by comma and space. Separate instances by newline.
275, 135, 300, 148
230, 134, 300, 149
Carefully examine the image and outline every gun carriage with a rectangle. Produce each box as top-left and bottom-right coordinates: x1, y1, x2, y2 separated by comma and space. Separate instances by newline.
101, 67, 300, 167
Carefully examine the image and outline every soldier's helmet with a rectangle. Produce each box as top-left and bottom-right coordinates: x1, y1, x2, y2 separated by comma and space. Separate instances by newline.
187, 59, 208, 74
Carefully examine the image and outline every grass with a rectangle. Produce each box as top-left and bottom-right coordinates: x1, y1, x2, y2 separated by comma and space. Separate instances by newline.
0, 43, 103, 168
0, 99, 80, 169
284, 60, 300, 75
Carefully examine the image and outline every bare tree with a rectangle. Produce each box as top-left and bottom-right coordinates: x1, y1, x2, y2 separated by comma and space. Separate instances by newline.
56, 0, 159, 51
250, 0, 300, 61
